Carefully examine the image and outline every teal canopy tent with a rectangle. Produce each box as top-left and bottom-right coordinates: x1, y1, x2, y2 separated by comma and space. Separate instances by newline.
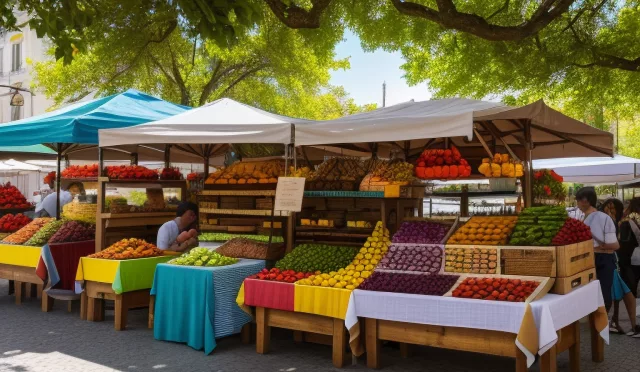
0, 89, 190, 216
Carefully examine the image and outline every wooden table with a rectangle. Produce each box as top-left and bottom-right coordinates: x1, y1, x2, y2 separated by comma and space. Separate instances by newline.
255, 307, 349, 368
365, 312, 604, 371
0, 263, 43, 305
79, 280, 150, 330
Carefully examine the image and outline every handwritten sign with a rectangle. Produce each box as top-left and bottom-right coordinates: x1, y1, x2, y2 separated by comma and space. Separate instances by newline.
274, 177, 306, 212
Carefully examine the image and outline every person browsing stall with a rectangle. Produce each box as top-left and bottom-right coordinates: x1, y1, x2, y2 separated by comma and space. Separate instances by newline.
575, 187, 619, 311
35, 181, 85, 217
157, 201, 199, 252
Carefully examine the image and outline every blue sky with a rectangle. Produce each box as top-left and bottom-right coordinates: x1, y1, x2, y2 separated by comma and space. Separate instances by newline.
329, 31, 432, 107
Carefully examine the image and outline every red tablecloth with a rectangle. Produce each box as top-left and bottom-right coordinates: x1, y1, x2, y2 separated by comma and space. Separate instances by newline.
36, 241, 95, 291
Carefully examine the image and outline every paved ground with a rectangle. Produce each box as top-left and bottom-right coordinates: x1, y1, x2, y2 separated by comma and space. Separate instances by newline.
1, 279, 639, 372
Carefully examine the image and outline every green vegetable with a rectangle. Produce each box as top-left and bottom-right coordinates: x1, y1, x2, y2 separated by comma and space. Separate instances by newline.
168, 247, 238, 267
199, 232, 284, 243
25, 220, 64, 246
275, 243, 358, 273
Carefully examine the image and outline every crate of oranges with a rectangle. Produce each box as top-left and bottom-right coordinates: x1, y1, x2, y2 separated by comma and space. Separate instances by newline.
446, 216, 518, 246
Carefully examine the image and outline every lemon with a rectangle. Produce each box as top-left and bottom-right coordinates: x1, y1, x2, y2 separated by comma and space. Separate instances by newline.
365, 264, 374, 271
352, 259, 360, 266
322, 273, 330, 280
328, 278, 337, 286
346, 285, 355, 290
343, 275, 353, 281
329, 271, 336, 276
334, 275, 343, 281
353, 272, 361, 278
346, 269, 354, 276
365, 253, 372, 260
346, 265, 355, 271
374, 248, 381, 254
361, 271, 371, 278
313, 278, 323, 286
315, 270, 322, 275
321, 280, 329, 287
356, 264, 364, 271
356, 253, 364, 260
338, 268, 345, 274
370, 258, 379, 265
334, 282, 344, 289
356, 277, 365, 284
364, 242, 370, 248
340, 280, 348, 287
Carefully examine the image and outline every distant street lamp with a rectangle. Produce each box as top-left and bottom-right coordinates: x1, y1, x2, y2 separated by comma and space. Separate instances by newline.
0, 83, 34, 119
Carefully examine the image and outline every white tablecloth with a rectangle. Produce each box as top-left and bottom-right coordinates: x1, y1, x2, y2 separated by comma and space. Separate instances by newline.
345, 280, 608, 367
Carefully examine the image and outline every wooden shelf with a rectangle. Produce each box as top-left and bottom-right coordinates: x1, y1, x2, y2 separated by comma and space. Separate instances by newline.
296, 226, 374, 233
199, 190, 275, 196
199, 208, 289, 217
100, 212, 176, 219
62, 177, 98, 182
428, 191, 519, 198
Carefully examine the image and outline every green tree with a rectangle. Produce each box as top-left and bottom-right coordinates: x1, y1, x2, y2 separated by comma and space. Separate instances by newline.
33, 13, 371, 118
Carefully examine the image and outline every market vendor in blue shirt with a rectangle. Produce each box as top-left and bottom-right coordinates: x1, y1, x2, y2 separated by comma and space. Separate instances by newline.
157, 202, 199, 252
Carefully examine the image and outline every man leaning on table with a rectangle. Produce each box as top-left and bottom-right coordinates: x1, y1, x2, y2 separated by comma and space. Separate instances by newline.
157, 201, 199, 252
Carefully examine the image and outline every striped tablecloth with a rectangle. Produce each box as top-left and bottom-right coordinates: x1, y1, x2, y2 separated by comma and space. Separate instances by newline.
151, 259, 265, 354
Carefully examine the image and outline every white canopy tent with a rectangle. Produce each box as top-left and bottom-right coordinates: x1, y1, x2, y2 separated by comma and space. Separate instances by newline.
533, 155, 640, 184
99, 98, 314, 148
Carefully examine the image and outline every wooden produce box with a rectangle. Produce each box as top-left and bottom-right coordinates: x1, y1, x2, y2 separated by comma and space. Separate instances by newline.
444, 273, 555, 304
444, 245, 500, 275
551, 267, 596, 295
500, 246, 556, 277
556, 240, 595, 278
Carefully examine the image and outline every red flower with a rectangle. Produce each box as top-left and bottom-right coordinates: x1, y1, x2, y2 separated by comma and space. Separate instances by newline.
549, 170, 564, 183
544, 185, 551, 196
534, 171, 544, 180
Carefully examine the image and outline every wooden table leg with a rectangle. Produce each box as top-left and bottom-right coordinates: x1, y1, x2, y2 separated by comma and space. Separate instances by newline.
569, 321, 580, 372
589, 312, 604, 363
80, 292, 87, 320
540, 343, 557, 372
41, 291, 54, 312
515, 347, 528, 372
256, 307, 270, 354
36, 284, 43, 299
14, 281, 23, 305
365, 318, 381, 369
114, 294, 127, 331
87, 297, 104, 321
293, 331, 304, 343
67, 300, 73, 313
399, 343, 412, 358
148, 295, 155, 329
332, 318, 347, 368
241, 323, 252, 344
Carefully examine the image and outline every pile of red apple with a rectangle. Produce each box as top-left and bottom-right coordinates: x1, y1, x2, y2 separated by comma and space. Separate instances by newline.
160, 167, 183, 180
0, 213, 31, 232
62, 164, 99, 178
451, 277, 539, 302
105, 165, 158, 180
251, 268, 314, 283
0, 183, 30, 209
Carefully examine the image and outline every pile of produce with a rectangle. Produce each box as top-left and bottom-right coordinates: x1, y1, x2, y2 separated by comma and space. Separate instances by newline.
509, 206, 567, 246
414, 146, 472, 180
290, 166, 313, 179
216, 238, 284, 260
359, 160, 414, 191
88, 238, 164, 259
297, 222, 390, 288
359, 271, 459, 296
61, 164, 99, 179
251, 268, 314, 283
451, 277, 540, 302
477, 153, 524, 178
275, 243, 358, 273
25, 220, 64, 246
205, 160, 284, 185
0, 213, 31, 233
447, 216, 518, 245
533, 169, 566, 203
199, 232, 284, 243
160, 167, 183, 180
105, 165, 159, 180
62, 202, 97, 224
187, 172, 203, 181
306, 157, 367, 191
169, 247, 238, 267
551, 218, 592, 245
379, 244, 443, 273
48, 221, 96, 243
300, 219, 334, 227
2, 218, 54, 244
346, 220, 373, 228
392, 220, 450, 244
0, 182, 30, 209
444, 247, 498, 274
44, 171, 56, 185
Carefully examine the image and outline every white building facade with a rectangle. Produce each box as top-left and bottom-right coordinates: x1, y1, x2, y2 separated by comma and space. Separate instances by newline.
0, 10, 53, 123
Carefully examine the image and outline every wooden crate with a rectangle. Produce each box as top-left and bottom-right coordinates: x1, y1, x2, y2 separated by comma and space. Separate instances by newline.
551, 267, 596, 295
444, 273, 555, 304
500, 246, 557, 277
556, 240, 595, 278
444, 245, 500, 275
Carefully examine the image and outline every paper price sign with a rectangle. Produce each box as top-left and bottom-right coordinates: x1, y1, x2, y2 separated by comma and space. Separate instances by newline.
274, 177, 306, 212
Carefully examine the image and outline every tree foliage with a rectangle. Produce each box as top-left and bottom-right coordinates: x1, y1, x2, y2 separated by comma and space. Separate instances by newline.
32, 10, 369, 120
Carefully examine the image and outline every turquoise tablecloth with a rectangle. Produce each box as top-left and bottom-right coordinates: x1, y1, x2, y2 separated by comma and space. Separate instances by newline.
150, 259, 265, 354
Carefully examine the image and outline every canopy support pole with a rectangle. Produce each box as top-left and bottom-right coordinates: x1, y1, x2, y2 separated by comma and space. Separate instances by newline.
164, 145, 171, 169
55, 143, 62, 219
98, 148, 104, 177
523, 120, 533, 207
130, 153, 138, 165
203, 155, 209, 180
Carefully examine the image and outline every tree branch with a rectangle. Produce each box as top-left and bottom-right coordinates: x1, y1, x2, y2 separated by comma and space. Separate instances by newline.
167, 44, 191, 105
262, 0, 333, 28
199, 59, 223, 106
389, 0, 575, 41
486, 0, 510, 21
219, 64, 268, 97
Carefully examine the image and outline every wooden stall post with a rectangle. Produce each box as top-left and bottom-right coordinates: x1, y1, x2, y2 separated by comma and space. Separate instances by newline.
365, 318, 381, 369
256, 307, 271, 354
332, 318, 348, 368
589, 312, 605, 362
164, 145, 171, 169
523, 120, 533, 207
569, 321, 580, 372
98, 148, 104, 177
56, 143, 62, 219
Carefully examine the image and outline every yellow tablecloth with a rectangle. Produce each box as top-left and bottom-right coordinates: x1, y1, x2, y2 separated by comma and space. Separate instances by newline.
0, 244, 42, 267
293, 284, 352, 320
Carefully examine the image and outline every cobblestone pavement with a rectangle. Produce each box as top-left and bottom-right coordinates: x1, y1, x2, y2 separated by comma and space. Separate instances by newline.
1, 280, 639, 372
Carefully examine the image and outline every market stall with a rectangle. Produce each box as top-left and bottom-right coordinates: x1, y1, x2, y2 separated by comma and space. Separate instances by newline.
0, 243, 43, 304
533, 154, 640, 184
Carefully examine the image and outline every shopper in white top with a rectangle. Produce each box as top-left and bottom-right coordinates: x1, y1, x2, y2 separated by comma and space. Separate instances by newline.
576, 187, 619, 311
157, 202, 199, 251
